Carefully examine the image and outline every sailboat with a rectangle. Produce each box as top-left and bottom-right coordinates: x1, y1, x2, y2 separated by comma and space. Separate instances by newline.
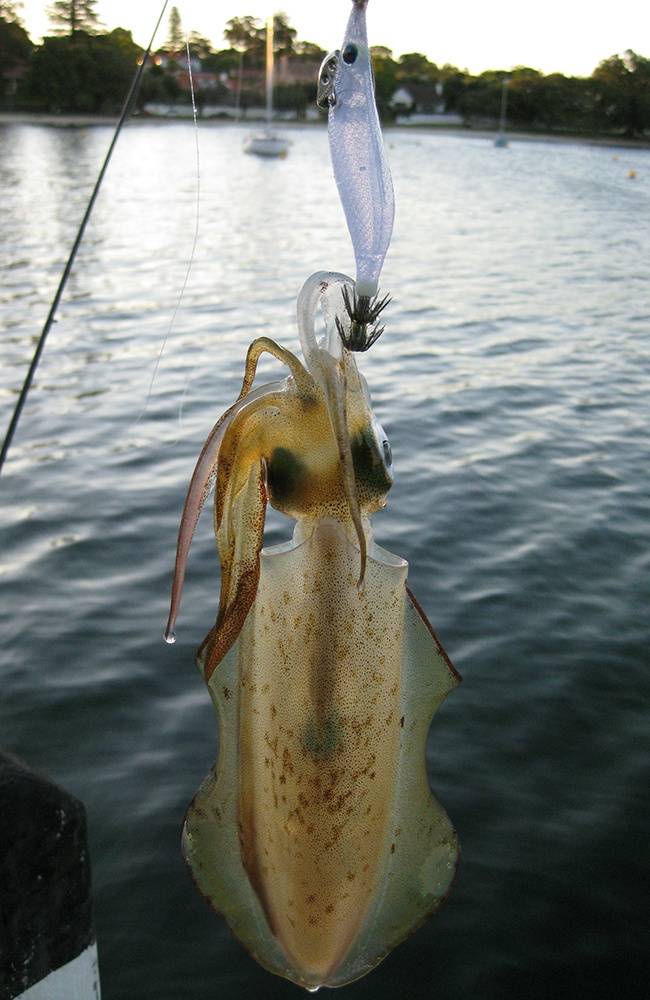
244, 17, 289, 157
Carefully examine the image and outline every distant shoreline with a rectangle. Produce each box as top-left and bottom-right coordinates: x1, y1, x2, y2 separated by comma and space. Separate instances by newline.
1, 112, 648, 150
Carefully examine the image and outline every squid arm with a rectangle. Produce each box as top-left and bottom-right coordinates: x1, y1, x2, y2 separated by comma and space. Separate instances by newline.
164, 337, 311, 646
167, 272, 375, 648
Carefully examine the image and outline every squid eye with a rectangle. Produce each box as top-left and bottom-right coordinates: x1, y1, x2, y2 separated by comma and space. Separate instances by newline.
342, 44, 358, 64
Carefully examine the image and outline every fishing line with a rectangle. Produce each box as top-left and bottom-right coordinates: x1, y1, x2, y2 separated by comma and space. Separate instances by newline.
136, 24, 202, 438
174, 34, 203, 433
0, 0, 170, 477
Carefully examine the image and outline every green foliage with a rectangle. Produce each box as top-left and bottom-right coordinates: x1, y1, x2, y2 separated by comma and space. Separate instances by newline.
371, 48, 398, 119
591, 50, 650, 136
0, 2, 24, 23
223, 15, 263, 55
136, 63, 180, 108
46, 0, 101, 36
398, 52, 438, 80
439, 65, 466, 113
21, 30, 137, 113
457, 68, 592, 134
223, 12, 296, 66
0, 13, 33, 101
295, 40, 326, 59
272, 12, 297, 58
274, 81, 318, 115
187, 32, 213, 60
105, 26, 141, 60
166, 6, 183, 52
200, 47, 241, 75
2, 5, 647, 134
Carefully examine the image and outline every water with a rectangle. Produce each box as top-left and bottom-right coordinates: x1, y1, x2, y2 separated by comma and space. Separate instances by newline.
1, 122, 648, 999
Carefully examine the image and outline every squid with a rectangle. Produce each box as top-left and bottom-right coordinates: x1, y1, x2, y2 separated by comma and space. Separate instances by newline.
165, 0, 460, 990
165, 275, 460, 990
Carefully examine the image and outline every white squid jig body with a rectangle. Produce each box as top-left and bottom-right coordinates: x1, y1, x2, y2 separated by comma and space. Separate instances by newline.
318, 0, 395, 347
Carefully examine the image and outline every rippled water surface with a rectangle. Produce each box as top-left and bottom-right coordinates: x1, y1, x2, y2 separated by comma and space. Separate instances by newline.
1, 122, 648, 999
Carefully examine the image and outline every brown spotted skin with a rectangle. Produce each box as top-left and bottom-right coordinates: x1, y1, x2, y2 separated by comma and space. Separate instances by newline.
182, 526, 460, 990
238, 520, 405, 982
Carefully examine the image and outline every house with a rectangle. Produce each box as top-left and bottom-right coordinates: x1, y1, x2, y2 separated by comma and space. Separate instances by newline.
174, 70, 222, 92
276, 55, 323, 86
154, 50, 202, 73
390, 81, 463, 126
390, 81, 445, 115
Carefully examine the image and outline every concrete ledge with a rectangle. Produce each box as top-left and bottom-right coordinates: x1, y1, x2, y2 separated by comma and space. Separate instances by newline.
0, 750, 99, 1000
16, 943, 100, 1000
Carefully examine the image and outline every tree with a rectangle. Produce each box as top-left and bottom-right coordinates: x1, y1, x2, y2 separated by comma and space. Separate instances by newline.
506, 67, 545, 127
0, 11, 33, 103
187, 31, 213, 60
275, 82, 317, 116
47, 1, 102, 36
272, 12, 296, 58
398, 52, 438, 81
224, 14, 268, 70
0, 2, 24, 24
166, 5, 183, 52
104, 26, 141, 61
294, 39, 325, 59
223, 15, 264, 58
200, 46, 241, 75
592, 50, 650, 137
137, 63, 181, 109
439, 64, 465, 113
535, 73, 590, 131
370, 47, 398, 118
371, 45, 393, 61
23, 30, 137, 112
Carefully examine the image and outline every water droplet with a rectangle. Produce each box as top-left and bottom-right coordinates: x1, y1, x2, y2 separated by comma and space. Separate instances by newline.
164, 628, 177, 644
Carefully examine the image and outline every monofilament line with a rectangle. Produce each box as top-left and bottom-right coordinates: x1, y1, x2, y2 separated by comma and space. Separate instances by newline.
138, 28, 202, 434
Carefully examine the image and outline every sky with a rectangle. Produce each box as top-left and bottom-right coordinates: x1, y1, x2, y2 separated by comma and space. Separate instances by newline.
15, 1, 649, 77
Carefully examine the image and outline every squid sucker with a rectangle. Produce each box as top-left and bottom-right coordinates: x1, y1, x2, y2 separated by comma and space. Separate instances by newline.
167, 0, 459, 989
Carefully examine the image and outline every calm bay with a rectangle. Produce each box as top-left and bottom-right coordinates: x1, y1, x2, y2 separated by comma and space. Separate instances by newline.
1, 121, 648, 999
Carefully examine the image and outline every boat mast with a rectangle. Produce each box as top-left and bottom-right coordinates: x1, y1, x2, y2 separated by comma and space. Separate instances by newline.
499, 76, 509, 133
265, 16, 274, 126
495, 75, 509, 147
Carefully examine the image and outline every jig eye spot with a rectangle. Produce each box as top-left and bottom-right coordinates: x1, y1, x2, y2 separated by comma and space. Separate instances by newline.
342, 44, 358, 65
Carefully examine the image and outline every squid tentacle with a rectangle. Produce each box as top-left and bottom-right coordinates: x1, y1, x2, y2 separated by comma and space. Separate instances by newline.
164, 337, 309, 644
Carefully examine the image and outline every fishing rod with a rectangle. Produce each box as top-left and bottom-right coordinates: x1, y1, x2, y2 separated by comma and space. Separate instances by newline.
0, 0, 170, 476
